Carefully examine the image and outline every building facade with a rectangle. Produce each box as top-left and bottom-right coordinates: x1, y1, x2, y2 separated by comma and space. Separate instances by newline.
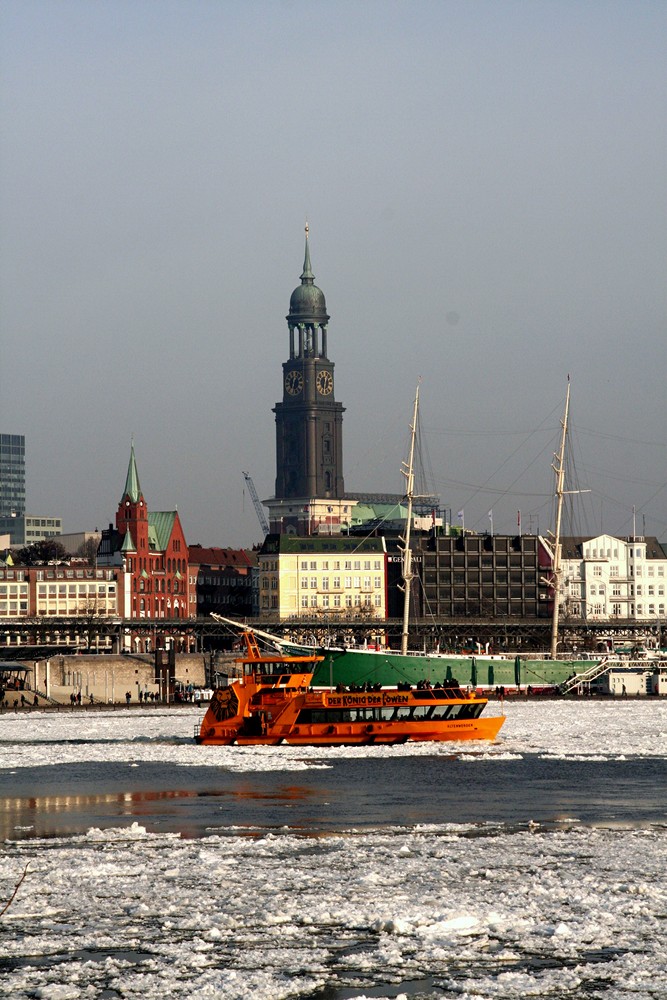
0, 561, 119, 619
189, 545, 257, 618
419, 532, 552, 619
0, 433, 26, 544
560, 534, 667, 623
0, 434, 62, 546
258, 535, 387, 620
97, 444, 192, 619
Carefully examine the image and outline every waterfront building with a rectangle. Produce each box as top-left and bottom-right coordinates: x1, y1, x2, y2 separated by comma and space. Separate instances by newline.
257, 534, 387, 621
559, 534, 667, 624
97, 444, 192, 619
418, 532, 552, 620
188, 545, 258, 618
0, 561, 119, 620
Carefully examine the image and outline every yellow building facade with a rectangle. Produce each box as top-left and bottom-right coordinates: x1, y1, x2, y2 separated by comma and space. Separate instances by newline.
258, 536, 387, 621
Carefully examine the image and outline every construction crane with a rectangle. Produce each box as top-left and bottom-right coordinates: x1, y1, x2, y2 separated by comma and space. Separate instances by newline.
242, 471, 270, 535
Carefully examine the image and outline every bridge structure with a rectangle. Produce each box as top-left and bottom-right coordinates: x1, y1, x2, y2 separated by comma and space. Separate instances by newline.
0, 615, 664, 658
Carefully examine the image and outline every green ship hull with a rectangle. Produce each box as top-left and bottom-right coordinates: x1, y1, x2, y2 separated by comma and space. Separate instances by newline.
310, 647, 596, 690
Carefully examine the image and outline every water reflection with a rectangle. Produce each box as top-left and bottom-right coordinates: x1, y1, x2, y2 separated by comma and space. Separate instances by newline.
0, 789, 197, 841
0, 783, 320, 841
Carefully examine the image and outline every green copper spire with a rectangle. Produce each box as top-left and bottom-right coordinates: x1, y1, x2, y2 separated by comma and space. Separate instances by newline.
123, 441, 142, 503
300, 222, 314, 284
288, 223, 329, 323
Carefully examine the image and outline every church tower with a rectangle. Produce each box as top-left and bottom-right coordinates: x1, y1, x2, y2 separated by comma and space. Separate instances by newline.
273, 226, 345, 501
115, 442, 149, 554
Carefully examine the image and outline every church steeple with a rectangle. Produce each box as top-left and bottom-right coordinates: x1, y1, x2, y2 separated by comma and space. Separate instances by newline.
300, 223, 314, 283
273, 228, 345, 506
116, 441, 148, 547
122, 441, 143, 503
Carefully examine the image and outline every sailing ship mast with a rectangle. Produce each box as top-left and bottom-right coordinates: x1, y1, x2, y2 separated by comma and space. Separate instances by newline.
549, 378, 571, 659
399, 382, 420, 655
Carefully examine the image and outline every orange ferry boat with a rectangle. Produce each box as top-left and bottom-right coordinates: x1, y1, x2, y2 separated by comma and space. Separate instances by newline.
196, 631, 505, 747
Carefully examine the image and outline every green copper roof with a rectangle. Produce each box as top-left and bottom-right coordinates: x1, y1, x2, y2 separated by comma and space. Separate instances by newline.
300, 227, 314, 282
121, 531, 136, 553
123, 442, 142, 503
149, 511, 177, 552
351, 503, 408, 525
288, 225, 329, 323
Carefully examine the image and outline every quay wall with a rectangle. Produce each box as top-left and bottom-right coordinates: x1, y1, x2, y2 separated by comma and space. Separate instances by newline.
25, 654, 207, 704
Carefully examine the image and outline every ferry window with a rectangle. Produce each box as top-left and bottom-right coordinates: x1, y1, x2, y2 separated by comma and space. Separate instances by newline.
411, 706, 434, 719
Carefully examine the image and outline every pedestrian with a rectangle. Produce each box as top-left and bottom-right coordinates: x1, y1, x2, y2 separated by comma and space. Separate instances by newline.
125, 690, 131, 706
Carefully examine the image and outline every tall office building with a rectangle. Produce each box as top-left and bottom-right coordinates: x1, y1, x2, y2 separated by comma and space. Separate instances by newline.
0, 433, 26, 545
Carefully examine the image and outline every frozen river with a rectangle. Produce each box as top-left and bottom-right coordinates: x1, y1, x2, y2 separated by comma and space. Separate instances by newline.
1, 699, 666, 999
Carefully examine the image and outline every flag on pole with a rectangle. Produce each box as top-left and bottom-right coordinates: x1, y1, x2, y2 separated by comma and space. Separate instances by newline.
457, 510, 464, 522
488, 510, 493, 536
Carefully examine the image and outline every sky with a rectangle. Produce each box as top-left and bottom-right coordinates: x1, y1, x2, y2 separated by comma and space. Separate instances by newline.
1, 0, 665, 549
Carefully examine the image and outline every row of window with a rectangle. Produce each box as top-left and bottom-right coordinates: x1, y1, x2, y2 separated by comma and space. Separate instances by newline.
295, 559, 382, 572
0, 569, 115, 581
569, 603, 665, 618
584, 564, 665, 578
302, 575, 381, 590
134, 579, 181, 593
36, 584, 115, 597
261, 593, 383, 610
571, 583, 665, 597
125, 557, 186, 573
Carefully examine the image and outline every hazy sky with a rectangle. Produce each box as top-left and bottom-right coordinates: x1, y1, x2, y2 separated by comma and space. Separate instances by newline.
1, 0, 665, 549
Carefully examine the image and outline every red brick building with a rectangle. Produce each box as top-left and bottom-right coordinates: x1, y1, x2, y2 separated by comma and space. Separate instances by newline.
98, 444, 192, 619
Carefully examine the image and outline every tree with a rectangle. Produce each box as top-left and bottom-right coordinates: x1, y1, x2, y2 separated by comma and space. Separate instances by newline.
16, 539, 69, 565
76, 537, 100, 563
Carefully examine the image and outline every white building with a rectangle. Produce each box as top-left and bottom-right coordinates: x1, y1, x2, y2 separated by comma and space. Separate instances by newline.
560, 534, 667, 623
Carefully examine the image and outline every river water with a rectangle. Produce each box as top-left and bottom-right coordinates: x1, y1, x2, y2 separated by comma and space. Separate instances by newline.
1, 699, 666, 999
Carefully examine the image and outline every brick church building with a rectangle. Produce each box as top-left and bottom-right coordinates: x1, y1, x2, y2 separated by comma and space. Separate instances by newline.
98, 444, 192, 619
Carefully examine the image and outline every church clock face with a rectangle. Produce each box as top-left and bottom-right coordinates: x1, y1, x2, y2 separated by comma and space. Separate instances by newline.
284, 370, 304, 396
316, 370, 333, 395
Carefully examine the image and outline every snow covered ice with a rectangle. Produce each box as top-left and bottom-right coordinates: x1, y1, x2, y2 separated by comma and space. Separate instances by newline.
1, 700, 667, 999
